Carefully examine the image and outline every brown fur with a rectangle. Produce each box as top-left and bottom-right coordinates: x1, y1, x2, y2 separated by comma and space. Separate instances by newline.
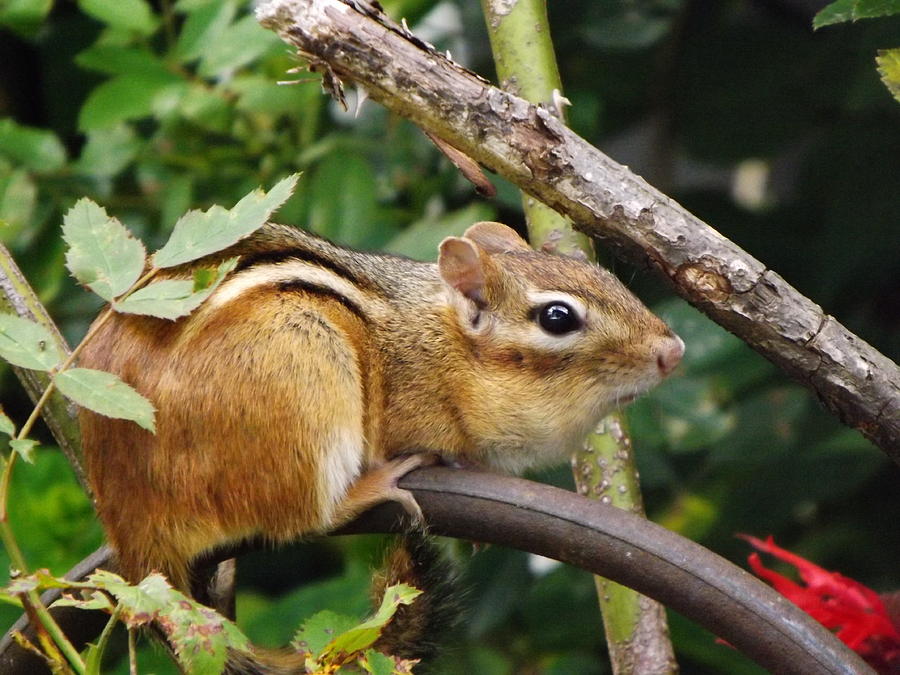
79, 220, 681, 614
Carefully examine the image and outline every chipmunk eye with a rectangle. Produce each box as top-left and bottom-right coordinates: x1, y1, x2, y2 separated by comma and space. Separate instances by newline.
537, 302, 582, 335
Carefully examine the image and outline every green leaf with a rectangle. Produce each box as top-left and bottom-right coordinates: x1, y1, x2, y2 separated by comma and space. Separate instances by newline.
153, 174, 299, 267
63, 199, 147, 301
78, 72, 182, 130
0, 409, 15, 437
0, 169, 37, 233
165, 595, 252, 674
384, 202, 496, 260
322, 584, 421, 660
75, 44, 169, 77
198, 14, 281, 77
114, 258, 236, 319
876, 49, 900, 103
0, 0, 53, 36
231, 74, 320, 116
0, 118, 66, 172
84, 642, 104, 675
75, 125, 141, 179
175, 0, 220, 9
174, 0, 238, 63
176, 85, 231, 133
54, 368, 156, 432
362, 649, 398, 675
84, 571, 251, 673
292, 610, 359, 657
10, 439, 37, 464
309, 153, 380, 247
52, 589, 115, 612
813, 0, 900, 28
4, 569, 74, 594
0, 314, 64, 371
78, 0, 159, 35
85, 570, 168, 626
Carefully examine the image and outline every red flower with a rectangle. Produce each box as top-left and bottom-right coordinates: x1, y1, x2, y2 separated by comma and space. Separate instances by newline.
740, 534, 900, 673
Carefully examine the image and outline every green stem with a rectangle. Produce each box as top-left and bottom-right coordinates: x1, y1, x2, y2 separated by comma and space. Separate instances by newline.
15, 265, 158, 445
0, 456, 27, 572
93, 603, 123, 667
22, 590, 86, 675
481, 1, 676, 672
128, 627, 138, 675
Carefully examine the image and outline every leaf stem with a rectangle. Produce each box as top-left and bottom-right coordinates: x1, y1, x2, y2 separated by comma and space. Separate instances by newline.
92, 602, 123, 668
13, 266, 159, 445
128, 627, 138, 675
22, 589, 86, 674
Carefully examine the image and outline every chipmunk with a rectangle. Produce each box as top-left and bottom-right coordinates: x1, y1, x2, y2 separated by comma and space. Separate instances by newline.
79, 221, 682, 663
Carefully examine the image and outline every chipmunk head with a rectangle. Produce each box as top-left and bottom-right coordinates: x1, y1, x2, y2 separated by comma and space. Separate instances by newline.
437, 222, 683, 472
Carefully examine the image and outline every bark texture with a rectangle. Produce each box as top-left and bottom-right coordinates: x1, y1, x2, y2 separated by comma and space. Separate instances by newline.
258, 0, 900, 458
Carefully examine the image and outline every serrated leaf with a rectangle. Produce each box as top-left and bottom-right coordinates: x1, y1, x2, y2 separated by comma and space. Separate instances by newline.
0, 314, 64, 371
63, 198, 147, 301
52, 589, 115, 613
0, 409, 15, 437
153, 174, 299, 268
4, 569, 72, 595
876, 48, 900, 103
86, 571, 251, 671
78, 0, 159, 35
0, 118, 66, 172
55, 368, 156, 432
10, 439, 37, 463
114, 258, 236, 319
322, 584, 421, 660
813, 0, 900, 28
85, 570, 169, 627
292, 610, 359, 657
164, 594, 252, 674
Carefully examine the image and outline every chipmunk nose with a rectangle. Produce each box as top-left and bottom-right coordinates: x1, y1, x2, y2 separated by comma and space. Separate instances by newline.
655, 335, 684, 376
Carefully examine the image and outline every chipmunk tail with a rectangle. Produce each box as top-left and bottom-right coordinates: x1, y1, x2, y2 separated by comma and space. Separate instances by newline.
371, 532, 465, 663
224, 533, 462, 673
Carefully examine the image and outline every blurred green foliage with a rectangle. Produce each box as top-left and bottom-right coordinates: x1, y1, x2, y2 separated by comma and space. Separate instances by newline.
0, 0, 898, 672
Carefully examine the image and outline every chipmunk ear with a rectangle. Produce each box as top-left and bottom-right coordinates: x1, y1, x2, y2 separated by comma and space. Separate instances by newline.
438, 237, 485, 303
462, 221, 531, 254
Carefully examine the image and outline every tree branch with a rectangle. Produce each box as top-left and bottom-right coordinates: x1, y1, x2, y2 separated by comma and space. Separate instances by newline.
256, 0, 900, 458
0, 244, 88, 494
0, 469, 872, 674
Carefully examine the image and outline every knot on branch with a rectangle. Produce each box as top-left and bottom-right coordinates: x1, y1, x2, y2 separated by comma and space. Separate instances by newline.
674, 260, 733, 303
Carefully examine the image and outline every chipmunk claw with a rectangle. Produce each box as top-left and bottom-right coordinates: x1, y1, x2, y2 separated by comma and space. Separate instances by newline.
332, 452, 437, 529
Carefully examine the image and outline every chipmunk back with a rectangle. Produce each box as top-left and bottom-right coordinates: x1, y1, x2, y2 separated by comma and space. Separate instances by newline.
79, 221, 683, 593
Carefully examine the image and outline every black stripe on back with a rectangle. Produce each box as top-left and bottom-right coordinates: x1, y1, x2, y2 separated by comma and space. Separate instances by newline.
276, 279, 369, 324
236, 248, 371, 291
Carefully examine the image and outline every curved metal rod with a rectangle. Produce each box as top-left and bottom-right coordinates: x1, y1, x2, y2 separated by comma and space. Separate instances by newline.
0, 468, 872, 674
